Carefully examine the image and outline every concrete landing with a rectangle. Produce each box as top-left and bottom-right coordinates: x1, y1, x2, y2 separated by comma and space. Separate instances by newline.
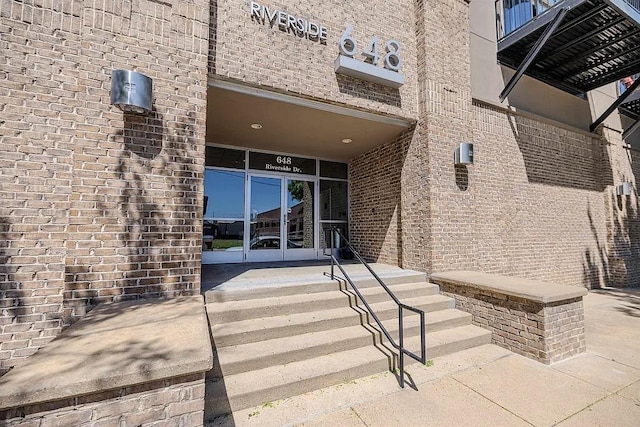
202, 261, 425, 294
209, 288, 640, 427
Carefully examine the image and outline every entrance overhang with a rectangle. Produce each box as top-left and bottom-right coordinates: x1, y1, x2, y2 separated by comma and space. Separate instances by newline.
497, 0, 640, 97
206, 79, 414, 162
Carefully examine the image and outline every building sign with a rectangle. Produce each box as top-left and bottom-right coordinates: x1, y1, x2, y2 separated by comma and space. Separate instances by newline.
249, 152, 317, 175
334, 26, 405, 88
250, 1, 327, 42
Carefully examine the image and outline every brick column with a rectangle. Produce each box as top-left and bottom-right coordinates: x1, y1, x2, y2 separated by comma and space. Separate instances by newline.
0, 0, 210, 370
403, 0, 475, 272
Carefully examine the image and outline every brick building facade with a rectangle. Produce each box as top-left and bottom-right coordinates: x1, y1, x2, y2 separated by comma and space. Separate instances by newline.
1, 0, 639, 374
1, 0, 208, 371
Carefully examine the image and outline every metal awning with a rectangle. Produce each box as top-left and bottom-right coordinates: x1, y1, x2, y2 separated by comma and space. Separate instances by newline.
497, 0, 640, 97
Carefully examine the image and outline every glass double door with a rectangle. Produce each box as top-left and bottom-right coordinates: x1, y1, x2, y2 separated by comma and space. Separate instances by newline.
246, 174, 317, 262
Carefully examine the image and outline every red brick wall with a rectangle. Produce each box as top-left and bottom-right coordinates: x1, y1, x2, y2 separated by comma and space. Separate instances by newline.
0, 0, 208, 370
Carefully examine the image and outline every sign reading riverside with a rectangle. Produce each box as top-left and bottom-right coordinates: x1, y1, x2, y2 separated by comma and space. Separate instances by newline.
249, 152, 317, 175
250, 1, 327, 42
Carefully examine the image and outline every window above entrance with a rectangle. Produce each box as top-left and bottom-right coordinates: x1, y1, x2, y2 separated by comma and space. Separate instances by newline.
205, 146, 245, 169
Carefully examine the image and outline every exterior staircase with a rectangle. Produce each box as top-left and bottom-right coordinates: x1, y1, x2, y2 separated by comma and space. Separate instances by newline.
204, 267, 491, 421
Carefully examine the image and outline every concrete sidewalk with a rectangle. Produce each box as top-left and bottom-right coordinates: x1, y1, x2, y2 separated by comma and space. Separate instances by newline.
215, 288, 640, 427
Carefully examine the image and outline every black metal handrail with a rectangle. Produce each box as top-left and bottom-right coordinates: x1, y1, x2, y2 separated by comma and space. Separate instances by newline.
323, 227, 426, 388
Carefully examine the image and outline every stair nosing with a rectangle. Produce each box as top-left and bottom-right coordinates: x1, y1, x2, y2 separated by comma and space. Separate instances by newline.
206, 324, 491, 412
209, 293, 455, 343
214, 309, 472, 373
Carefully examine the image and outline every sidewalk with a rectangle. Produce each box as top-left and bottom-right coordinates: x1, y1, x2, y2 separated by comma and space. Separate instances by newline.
215, 288, 640, 427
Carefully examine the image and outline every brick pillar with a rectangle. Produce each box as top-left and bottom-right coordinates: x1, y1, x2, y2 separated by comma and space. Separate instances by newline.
0, 1, 76, 371
0, 0, 209, 370
406, 0, 476, 272
601, 127, 640, 287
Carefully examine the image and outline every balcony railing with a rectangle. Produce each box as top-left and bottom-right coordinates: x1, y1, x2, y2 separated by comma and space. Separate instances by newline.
496, 0, 563, 38
626, 0, 640, 12
496, 0, 640, 39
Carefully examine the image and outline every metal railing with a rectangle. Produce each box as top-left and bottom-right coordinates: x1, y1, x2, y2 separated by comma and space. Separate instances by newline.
496, 0, 564, 38
625, 0, 640, 13
323, 227, 426, 388
496, 0, 640, 39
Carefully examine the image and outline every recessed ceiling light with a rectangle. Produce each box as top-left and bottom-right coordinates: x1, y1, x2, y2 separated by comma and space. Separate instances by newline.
250, 123, 263, 129
342, 138, 352, 144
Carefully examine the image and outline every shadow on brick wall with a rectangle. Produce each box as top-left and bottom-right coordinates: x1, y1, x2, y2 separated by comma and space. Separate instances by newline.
0, 217, 13, 375
0, 217, 10, 294
455, 165, 469, 191
0, 218, 29, 323
583, 191, 640, 288
349, 126, 417, 266
208, 0, 218, 75
509, 115, 613, 191
63, 110, 201, 324
336, 74, 402, 108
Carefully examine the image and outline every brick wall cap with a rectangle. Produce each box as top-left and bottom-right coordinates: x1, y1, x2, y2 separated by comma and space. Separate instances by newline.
0, 296, 213, 410
430, 271, 587, 304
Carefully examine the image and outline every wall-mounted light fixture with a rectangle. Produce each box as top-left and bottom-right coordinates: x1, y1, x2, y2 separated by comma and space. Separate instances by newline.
454, 142, 474, 165
616, 182, 633, 196
111, 70, 153, 114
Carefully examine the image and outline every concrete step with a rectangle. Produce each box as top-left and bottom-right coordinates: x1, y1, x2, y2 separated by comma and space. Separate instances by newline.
213, 309, 472, 376
204, 324, 492, 417
205, 269, 427, 303
207, 282, 440, 323
209, 292, 454, 347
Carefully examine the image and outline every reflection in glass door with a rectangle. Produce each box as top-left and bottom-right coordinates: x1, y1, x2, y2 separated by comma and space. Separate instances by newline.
202, 169, 245, 264
247, 176, 283, 262
285, 179, 316, 260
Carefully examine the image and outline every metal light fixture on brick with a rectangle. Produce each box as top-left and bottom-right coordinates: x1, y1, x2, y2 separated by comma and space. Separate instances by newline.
111, 70, 153, 114
454, 142, 474, 165
616, 182, 633, 196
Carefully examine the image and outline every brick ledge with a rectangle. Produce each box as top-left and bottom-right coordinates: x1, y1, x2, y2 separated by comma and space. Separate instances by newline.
430, 271, 587, 304
0, 296, 213, 410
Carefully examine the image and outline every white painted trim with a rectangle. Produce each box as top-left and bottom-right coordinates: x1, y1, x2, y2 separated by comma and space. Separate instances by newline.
334, 55, 405, 89
207, 78, 415, 128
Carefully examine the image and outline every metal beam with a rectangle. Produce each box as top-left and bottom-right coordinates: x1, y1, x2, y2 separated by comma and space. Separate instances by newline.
623, 116, 640, 140
517, 3, 607, 54
580, 59, 640, 92
541, 16, 626, 61
555, 46, 637, 82
526, 69, 588, 95
590, 77, 640, 132
548, 27, 640, 74
543, 3, 608, 45
497, 0, 585, 52
499, 7, 569, 103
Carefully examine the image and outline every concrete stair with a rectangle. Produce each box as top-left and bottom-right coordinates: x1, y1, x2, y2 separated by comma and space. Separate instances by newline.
204, 269, 491, 421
